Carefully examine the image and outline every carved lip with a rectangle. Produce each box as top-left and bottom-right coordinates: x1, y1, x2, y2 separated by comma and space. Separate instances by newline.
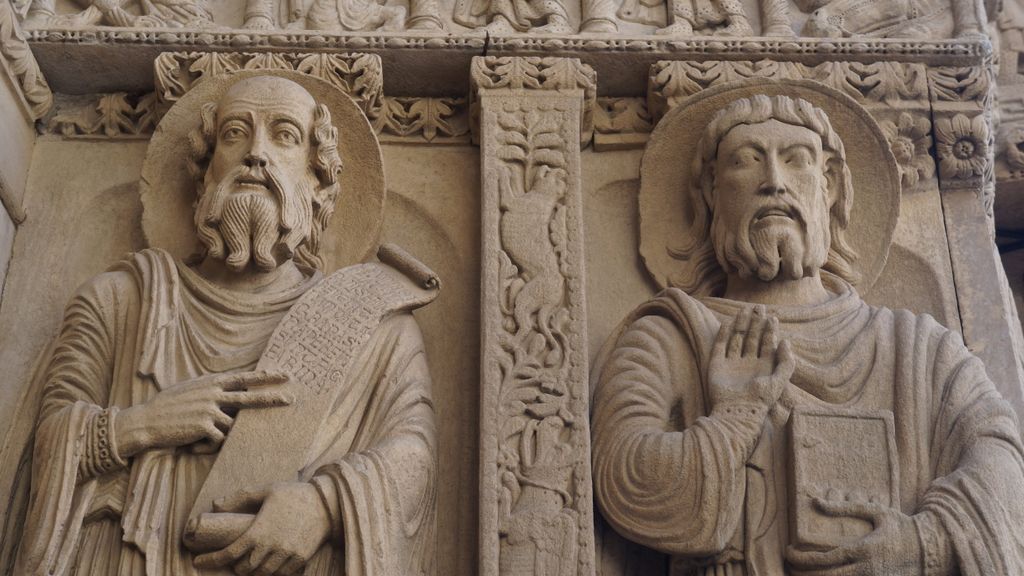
753, 204, 798, 223
235, 176, 270, 190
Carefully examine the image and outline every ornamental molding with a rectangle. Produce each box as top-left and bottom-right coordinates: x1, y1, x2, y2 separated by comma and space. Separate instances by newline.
0, 0, 51, 120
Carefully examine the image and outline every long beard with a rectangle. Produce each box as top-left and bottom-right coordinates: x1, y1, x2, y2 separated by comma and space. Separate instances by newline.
712, 195, 830, 283
194, 165, 314, 272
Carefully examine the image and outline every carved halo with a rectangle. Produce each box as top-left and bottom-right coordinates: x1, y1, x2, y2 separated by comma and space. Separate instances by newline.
141, 70, 386, 272
638, 79, 901, 294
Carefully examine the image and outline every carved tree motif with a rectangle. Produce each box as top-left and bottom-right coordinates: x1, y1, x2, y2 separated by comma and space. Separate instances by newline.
492, 106, 580, 576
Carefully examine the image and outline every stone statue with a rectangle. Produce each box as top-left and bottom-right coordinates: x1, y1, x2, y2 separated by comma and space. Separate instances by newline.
21, 0, 212, 28
452, 0, 573, 34
241, 0, 444, 31
799, 0, 994, 38
654, 0, 793, 36
591, 90, 1024, 575
14, 74, 439, 576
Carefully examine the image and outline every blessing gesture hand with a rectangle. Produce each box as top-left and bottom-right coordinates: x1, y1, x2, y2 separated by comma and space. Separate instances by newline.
709, 305, 795, 415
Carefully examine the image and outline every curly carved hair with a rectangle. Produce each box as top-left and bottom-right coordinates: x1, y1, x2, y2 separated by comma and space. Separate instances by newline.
186, 98, 344, 270
669, 94, 860, 296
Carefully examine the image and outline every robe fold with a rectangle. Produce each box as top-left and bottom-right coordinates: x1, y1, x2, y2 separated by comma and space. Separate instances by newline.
591, 279, 1024, 576
15, 248, 436, 576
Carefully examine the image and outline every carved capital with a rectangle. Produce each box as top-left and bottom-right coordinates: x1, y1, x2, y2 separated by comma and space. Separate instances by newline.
0, 0, 51, 120
928, 65, 997, 219
154, 51, 383, 120
470, 56, 596, 144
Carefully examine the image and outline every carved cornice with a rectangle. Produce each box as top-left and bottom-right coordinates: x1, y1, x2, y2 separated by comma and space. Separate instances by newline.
25, 29, 992, 97
0, 0, 51, 120
25, 28, 993, 61
470, 56, 596, 144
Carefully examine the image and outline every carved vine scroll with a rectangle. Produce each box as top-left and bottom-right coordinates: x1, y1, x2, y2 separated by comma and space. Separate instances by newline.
473, 56, 594, 576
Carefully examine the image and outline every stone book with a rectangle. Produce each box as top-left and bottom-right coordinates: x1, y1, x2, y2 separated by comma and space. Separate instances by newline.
788, 407, 900, 551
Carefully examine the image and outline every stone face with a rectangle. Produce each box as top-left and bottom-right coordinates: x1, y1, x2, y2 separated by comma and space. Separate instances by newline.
1, 0, 1024, 572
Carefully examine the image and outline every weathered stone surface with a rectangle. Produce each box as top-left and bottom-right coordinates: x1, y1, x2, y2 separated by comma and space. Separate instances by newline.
1, 0, 1023, 572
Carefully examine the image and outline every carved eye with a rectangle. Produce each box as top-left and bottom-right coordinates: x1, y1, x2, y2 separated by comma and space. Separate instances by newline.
275, 126, 302, 146
785, 147, 814, 166
220, 124, 248, 142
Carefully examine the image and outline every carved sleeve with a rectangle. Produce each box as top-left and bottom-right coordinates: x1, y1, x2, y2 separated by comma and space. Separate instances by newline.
37, 272, 129, 483
914, 320, 1024, 576
591, 314, 749, 557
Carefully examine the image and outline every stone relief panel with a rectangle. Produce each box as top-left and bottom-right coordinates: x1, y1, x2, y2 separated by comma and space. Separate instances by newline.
474, 56, 596, 576
5, 72, 441, 576
590, 79, 1024, 576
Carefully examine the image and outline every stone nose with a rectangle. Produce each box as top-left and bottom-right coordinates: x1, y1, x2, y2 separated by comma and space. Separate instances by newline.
758, 155, 787, 196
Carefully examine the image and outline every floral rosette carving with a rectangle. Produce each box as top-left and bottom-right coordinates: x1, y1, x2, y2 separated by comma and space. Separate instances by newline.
935, 113, 990, 181
879, 112, 934, 189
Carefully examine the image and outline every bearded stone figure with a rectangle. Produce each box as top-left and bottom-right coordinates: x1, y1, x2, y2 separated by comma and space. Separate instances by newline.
591, 87, 1024, 576
14, 74, 438, 576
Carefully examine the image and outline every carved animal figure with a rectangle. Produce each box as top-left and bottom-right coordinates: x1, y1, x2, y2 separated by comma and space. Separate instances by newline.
499, 164, 567, 344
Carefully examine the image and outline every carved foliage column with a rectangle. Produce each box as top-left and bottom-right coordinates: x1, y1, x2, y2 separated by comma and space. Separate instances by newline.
472, 56, 595, 576
927, 64, 1024, 409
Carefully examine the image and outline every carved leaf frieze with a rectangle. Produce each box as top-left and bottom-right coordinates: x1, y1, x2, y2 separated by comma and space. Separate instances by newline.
154, 51, 384, 119
46, 92, 161, 138
648, 59, 930, 121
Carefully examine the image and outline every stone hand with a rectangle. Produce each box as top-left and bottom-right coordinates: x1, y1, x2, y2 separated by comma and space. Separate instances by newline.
113, 370, 292, 457
708, 305, 794, 415
193, 482, 332, 575
786, 498, 921, 576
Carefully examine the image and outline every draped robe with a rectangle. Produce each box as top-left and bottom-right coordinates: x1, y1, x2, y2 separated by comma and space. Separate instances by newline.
15, 248, 437, 576
591, 280, 1024, 576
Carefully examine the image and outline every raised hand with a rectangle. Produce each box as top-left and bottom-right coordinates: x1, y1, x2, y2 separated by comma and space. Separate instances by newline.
192, 482, 332, 575
114, 370, 292, 457
708, 305, 794, 415
786, 498, 921, 576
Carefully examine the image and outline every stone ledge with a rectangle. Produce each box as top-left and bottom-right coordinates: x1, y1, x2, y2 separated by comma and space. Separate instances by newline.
26, 28, 992, 96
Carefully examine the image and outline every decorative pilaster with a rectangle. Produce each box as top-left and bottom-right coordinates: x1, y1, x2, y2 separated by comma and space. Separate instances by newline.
472, 55, 596, 576
927, 63, 1024, 412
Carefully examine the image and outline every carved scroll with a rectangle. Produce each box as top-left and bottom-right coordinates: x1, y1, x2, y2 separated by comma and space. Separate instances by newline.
473, 56, 595, 576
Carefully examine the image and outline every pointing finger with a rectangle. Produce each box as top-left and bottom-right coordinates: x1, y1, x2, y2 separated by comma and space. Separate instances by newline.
219, 390, 294, 409
216, 370, 290, 392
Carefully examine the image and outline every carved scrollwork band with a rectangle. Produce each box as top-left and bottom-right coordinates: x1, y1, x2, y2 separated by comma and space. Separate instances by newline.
474, 56, 595, 576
